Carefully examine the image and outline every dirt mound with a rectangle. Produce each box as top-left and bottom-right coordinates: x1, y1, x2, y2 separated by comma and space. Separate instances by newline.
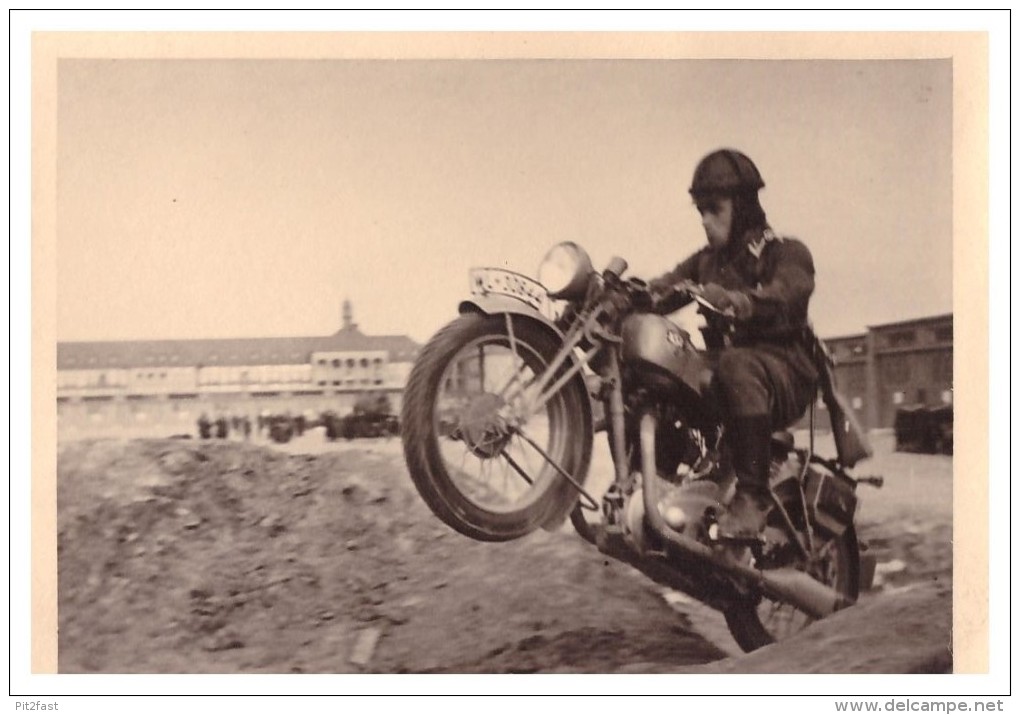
56, 438, 951, 674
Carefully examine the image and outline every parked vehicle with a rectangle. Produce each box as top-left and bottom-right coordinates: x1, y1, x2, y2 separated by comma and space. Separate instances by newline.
322, 394, 400, 441
895, 404, 953, 455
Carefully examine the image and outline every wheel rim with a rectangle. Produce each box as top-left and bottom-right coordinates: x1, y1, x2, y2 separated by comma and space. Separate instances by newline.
432, 332, 570, 514
755, 536, 847, 641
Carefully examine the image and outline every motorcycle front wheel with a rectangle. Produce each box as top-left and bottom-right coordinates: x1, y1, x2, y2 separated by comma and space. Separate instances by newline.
401, 313, 593, 542
724, 527, 860, 652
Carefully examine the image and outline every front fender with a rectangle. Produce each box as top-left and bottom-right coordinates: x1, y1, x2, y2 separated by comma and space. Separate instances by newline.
458, 295, 565, 339
459, 295, 593, 531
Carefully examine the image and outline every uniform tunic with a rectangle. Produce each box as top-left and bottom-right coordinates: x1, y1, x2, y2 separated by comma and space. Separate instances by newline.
649, 226, 819, 425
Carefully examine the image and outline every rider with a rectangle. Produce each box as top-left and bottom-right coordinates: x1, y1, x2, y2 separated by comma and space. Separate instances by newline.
648, 148, 819, 539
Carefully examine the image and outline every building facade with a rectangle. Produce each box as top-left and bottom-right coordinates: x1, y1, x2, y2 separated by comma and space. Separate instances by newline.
812, 313, 953, 431
56, 302, 419, 440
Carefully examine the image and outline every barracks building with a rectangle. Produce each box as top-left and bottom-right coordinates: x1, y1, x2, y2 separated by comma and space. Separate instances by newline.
810, 313, 953, 432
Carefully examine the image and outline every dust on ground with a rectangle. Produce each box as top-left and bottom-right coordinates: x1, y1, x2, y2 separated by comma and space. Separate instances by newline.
56, 430, 952, 674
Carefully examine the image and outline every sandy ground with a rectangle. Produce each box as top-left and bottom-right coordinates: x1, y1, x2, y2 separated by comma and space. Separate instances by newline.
56, 429, 952, 675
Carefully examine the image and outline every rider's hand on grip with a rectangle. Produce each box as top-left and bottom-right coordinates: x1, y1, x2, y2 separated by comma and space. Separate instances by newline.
647, 279, 694, 315
699, 283, 752, 320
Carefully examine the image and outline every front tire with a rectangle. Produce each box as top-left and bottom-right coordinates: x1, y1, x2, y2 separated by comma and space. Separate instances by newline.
401, 313, 593, 542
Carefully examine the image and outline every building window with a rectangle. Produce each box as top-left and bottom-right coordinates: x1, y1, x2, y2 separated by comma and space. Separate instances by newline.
886, 330, 916, 348
332, 359, 341, 368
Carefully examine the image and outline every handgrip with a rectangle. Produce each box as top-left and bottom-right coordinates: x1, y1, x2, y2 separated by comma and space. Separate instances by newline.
603, 256, 628, 280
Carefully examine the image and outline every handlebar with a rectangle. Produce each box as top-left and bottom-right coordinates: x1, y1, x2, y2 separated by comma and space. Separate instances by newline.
592, 262, 733, 323
648, 279, 735, 319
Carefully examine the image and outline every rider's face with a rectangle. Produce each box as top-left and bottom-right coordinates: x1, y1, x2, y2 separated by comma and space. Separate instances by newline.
695, 196, 734, 251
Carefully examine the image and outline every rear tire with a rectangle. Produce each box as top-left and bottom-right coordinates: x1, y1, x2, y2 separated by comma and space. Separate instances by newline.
401, 313, 593, 542
724, 527, 860, 652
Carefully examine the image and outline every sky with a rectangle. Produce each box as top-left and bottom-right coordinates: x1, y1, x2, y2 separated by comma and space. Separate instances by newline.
55, 55, 954, 345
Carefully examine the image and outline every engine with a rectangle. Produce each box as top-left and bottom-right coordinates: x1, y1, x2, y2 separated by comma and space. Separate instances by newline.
626, 399, 719, 483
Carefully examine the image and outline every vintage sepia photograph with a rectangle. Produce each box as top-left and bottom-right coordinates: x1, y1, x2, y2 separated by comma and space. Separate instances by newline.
16, 12, 1005, 706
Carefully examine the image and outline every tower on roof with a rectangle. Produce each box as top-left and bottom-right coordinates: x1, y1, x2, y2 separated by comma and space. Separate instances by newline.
342, 298, 358, 332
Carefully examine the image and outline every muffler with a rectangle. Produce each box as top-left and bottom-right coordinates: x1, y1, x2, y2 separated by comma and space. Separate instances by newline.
639, 413, 851, 620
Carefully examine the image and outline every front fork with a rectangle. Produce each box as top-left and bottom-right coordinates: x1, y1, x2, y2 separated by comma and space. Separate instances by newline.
604, 350, 632, 487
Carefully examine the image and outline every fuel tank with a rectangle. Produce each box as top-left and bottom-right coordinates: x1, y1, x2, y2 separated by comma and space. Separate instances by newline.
621, 314, 715, 411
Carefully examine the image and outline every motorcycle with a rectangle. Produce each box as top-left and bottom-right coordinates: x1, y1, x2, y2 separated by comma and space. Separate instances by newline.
401, 241, 882, 652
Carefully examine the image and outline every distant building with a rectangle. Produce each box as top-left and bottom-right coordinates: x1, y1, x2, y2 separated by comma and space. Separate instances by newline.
56, 301, 419, 439
810, 313, 953, 431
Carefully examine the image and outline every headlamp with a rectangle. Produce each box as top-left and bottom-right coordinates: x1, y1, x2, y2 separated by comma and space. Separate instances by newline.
537, 242, 593, 301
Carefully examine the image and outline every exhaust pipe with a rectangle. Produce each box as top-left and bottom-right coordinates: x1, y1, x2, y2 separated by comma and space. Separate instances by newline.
639, 413, 851, 620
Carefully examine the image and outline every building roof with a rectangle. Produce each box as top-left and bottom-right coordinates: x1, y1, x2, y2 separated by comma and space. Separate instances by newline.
822, 313, 952, 344
57, 325, 420, 370
824, 333, 867, 344
866, 313, 952, 331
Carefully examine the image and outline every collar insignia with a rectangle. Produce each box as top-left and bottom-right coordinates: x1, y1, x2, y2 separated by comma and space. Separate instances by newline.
748, 228, 780, 259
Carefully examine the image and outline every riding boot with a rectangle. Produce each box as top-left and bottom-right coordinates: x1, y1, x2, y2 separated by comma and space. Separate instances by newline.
716, 415, 774, 539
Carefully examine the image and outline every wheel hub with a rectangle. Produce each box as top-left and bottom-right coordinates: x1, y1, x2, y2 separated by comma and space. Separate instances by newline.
457, 392, 514, 459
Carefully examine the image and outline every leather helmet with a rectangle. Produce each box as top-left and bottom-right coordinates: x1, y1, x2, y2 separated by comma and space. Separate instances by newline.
689, 149, 765, 197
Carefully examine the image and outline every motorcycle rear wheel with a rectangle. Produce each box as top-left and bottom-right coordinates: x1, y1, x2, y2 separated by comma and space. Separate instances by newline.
724, 527, 860, 652
401, 313, 593, 541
